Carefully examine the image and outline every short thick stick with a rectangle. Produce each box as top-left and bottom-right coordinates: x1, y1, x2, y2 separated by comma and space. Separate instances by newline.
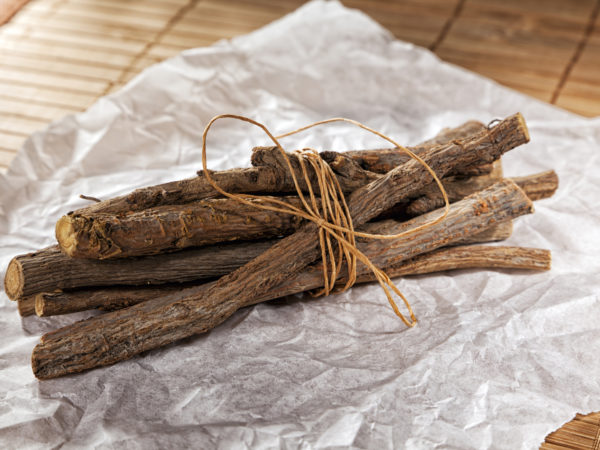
32, 177, 534, 379
34, 220, 514, 317
56, 197, 306, 259
55, 149, 381, 258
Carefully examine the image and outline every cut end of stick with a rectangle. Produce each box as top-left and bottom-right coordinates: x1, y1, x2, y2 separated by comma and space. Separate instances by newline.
34, 293, 46, 317
517, 248, 552, 271
4, 258, 23, 300
55, 216, 78, 257
514, 112, 530, 143
506, 179, 535, 215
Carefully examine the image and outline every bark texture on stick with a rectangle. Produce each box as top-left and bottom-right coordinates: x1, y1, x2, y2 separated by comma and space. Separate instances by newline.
4, 241, 271, 300
56, 158, 503, 259
36, 286, 185, 317
56, 197, 306, 259
17, 296, 36, 317
32, 178, 534, 377
55, 118, 529, 259
10, 217, 513, 310
404, 169, 558, 217
35, 244, 547, 317
465, 221, 512, 243
65, 121, 487, 217
34, 219, 514, 317
511, 170, 559, 201
13, 165, 553, 302
382, 246, 550, 275
297, 120, 491, 176
404, 160, 503, 217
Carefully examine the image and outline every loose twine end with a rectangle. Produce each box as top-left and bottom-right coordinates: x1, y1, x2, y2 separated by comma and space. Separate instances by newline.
79, 194, 102, 203
487, 118, 501, 130
200, 115, 450, 328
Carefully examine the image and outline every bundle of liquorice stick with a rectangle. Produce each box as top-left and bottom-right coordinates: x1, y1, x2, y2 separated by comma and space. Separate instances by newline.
3, 113, 558, 379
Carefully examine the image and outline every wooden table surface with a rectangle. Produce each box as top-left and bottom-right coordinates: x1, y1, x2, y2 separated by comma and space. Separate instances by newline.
1, 0, 599, 447
0, 0, 599, 174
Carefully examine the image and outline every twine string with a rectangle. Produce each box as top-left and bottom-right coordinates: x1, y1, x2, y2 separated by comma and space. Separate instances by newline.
201, 114, 451, 327
79, 194, 102, 203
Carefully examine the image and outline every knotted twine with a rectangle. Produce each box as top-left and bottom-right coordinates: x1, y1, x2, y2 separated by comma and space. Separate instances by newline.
201, 114, 450, 327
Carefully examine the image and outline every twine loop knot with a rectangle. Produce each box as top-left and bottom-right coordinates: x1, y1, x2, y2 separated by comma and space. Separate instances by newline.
201, 115, 450, 328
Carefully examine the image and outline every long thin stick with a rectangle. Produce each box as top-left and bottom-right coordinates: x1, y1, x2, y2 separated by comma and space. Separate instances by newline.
35, 241, 547, 317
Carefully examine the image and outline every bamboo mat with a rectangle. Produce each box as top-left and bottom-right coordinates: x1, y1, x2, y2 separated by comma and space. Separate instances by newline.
0, 0, 599, 176
0, 0, 599, 174
542, 412, 600, 450
1, 0, 600, 447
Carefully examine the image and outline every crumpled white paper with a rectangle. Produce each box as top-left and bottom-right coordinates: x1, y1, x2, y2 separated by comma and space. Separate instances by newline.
1, 1, 600, 448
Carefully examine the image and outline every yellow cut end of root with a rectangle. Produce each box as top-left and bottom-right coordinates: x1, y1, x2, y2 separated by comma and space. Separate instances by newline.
34, 294, 45, 317
55, 215, 77, 257
4, 258, 23, 300
516, 112, 530, 143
